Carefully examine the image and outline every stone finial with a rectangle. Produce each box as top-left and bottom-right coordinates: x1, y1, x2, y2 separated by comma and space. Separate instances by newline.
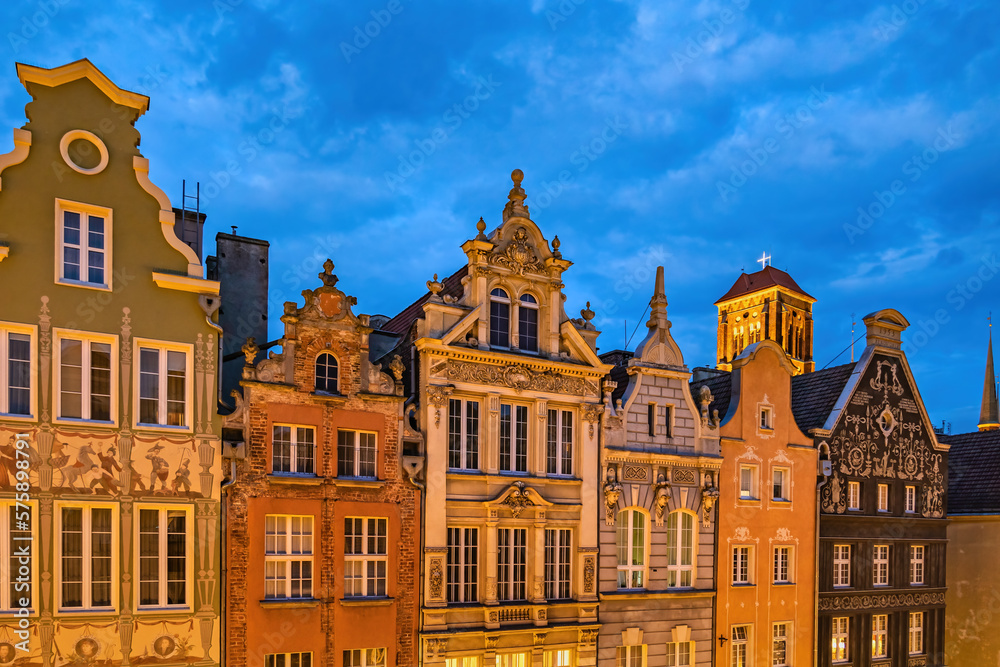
389, 354, 405, 381
318, 259, 338, 287
241, 337, 259, 367
646, 265, 669, 328
633, 265, 685, 367
427, 274, 443, 298
552, 235, 562, 259
476, 217, 488, 241
502, 168, 530, 222
580, 301, 595, 324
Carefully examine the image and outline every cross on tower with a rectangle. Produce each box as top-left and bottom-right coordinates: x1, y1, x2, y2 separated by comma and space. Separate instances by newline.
757, 252, 771, 270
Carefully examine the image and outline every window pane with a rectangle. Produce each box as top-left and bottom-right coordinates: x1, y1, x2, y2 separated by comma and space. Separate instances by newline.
315, 353, 338, 392
59, 339, 83, 418
63, 211, 81, 243
166, 351, 186, 426
338, 430, 355, 476
139, 348, 160, 424
88, 216, 105, 249
7, 333, 32, 415
490, 299, 510, 347
91, 508, 112, 607
273, 426, 292, 473
359, 432, 376, 478
90, 342, 112, 420
518, 302, 538, 352
296, 427, 314, 474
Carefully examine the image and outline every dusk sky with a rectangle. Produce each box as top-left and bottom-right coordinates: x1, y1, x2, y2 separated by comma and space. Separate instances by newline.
2, 0, 997, 432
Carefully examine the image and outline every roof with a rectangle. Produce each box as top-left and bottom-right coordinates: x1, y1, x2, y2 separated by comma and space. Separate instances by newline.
940, 429, 1000, 514
690, 370, 733, 420
790, 362, 856, 433
714, 265, 815, 305
16, 59, 150, 114
599, 350, 633, 405
381, 265, 467, 335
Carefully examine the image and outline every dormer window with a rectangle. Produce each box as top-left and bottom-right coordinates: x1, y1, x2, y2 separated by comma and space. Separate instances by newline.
315, 352, 339, 393
518, 294, 539, 352
490, 288, 511, 348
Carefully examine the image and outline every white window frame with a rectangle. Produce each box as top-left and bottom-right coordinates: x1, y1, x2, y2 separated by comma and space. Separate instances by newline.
136, 504, 192, 610
546, 408, 574, 476
53, 330, 118, 425
833, 545, 851, 588
497, 527, 528, 601
0, 322, 36, 419
872, 613, 888, 659
544, 528, 572, 600
1, 500, 36, 612
264, 514, 314, 600
543, 649, 574, 667
760, 406, 773, 429
499, 402, 529, 473
878, 483, 889, 512
905, 485, 916, 513
447, 527, 478, 603
616, 509, 648, 589
271, 424, 316, 475
448, 398, 480, 471
55, 198, 113, 290
731, 625, 750, 667
666, 510, 695, 588
665, 640, 691, 667
772, 622, 790, 667
739, 465, 758, 500
832, 617, 849, 663
56, 502, 118, 612
773, 546, 792, 584
733, 546, 752, 585
908, 611, 923, 655
847, 481, 861, 510
265, 653, 313, 667
343, 648, 386, 667
910, 545, 925, 585
616, 645, 646, 667
344, 517, 388, 598
337, 429, 377, 479
772, 467, 790, 502
873, 544, 890, 587
134, 338, 193, 430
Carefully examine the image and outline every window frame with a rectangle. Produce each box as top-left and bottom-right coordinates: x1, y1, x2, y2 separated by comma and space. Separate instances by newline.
873, 544, 890, 587
877, 483, 890, 512
445, 659, 482, 667
773, 545, 792, 584
772, 622, 790, 667
53, 330, 118, 425
54, 198, 113, 291
497, 527, 528, 601
771, 466, 790, 502
499, 402, 529, 473
271, 424, 316, 475
739, 464, 758, 501
616, 644, 647, 667
337, 429, 378, 479
1, 500, 36, 613
56, 501, 118, 613
910, 545, 925, 585
497, 653, 529, 667
136, 504, 193, 610
847, 481, 861, 510
265, 653, 313, 667
546, 408, 574, 476
0, 322, 37, 419
831, 616, 849, 663
908, 611, 923, 655
905, 485, 917, 513
517, 292, 539, 353
665, 510, 696, 588
760, 406, 773, 429
543, 649, 574, 667
833, 544, 851, 588
446, 526, 478, 603
732, 545, 752, 585
872, 613, 888, 659
616, 508, 648, 590
731, 625, 750, 667
665, 640, 691, 667
314, 351, 339, 394
343, 517, 388, 598
448, 399, 480, 471
489, 287, 511, 349
264, 514, 314, 600
544, 528, 572, 600
133, 338, 194, 431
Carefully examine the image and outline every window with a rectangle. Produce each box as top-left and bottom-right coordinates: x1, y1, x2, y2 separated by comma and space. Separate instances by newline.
490, 288, 511, 348
740, 465, 757, 500
831, 617, 849, 663
908, 612, 923, 655
446, 659, 481, 667
833, 545, 851, 587
498, 654, 528, 667
497, 527, 527, 601
872, 614, 888, 659
664, 404, 673, 438
544, 529, 571, 599
314, 352, 338, 392
616, 645, 645, 667
733, 546, 751, 585
546, 409, 573, 476
910, 545, 924, 585
1, 326, 33, 417
731, 626, 749, 667
648, 403, 656, 437
447, 527, 478, 602
773, 546, 791, 584
448, 399, 480, 471
878, 483, 889, 512
905, 485, 916, 513
847, 481, 860, 510
666, 511, 695, 587
772, 468, 789, 501
57, 336, 113, 422
544, 650, 573, 667
264, 515, 313, 599
265, 653, 312, 667
772, 623, 790, 667
518, 294, 539, 352
344, 518, 387, 597
616, 509, 646, 589
58, 202, 110, 288
60, 505, 113, 610
760, 406, 772, 429
337, 429, 376, 478
873, 545, 889, 586
138, 507, 188, 607
2, 503, 33, 611
272, 425, 315, 475
344, 649, 385, 667
138, 344, 188, 427
665, 641, 691, 667
499, 403, 528, 473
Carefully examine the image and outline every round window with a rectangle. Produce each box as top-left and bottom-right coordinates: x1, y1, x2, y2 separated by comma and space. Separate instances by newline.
59, 130, 109, 175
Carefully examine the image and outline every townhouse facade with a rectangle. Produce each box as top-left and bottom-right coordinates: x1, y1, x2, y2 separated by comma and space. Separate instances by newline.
222, 261, 421, 667
0, 60, 222, 664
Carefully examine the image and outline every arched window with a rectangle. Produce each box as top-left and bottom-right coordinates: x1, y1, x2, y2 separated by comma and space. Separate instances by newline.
666, 510, 696, 587
518, 293, 539, 352
315, 352, 338, 393
490, 288, 510, 348
616, 509, 646, 589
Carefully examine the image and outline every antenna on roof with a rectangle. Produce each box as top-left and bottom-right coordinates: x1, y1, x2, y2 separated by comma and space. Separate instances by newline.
850, 312, 856, 363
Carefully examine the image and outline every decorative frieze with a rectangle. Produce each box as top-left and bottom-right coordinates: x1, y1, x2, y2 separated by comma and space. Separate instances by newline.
431, 359, 597, 396
819, 591, 945, 611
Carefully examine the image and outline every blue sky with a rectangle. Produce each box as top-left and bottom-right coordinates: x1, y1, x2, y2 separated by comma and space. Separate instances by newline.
3, 0, 998, 432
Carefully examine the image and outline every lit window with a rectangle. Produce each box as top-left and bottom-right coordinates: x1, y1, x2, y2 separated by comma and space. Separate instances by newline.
264, 515, 313, 599
265, 653, 312, 667
498, 653, 529, 667
57, 336, 113, 422
1, 502, 33, 611
772, 467, 789, 501
138, 343, 188, 427
445, 659, 481, 667
344, 517, 387, 597
908, 612, 923, 655
731, 626, 749, 667
832, 617, 849, 663
314, 352, 338, 393
0, 326, 33, 417
272, 425, 315, 475
740, 465, 757, 500
343, 649, 385, 667
543, 649, 573, 667
833, 545, 851, 588
905, 486, 917, 513
665, 641, 691, 667
448, 399, 480, 471
760, 406, 772, 429
500, 403, 528, 473
847, 481, 861, 510
337, 430, 377, 478
872, 614, 888, 659
772, 623, 790, 667
544, 529, 571, 600
447, 527, 478, 603
60, 505, 113, 610
490, 288, 511, 348
138, 507, 188, 607
616, 509, 646, 589
57, 201, 110, 288
878, 483, 889, 512
910, 545, 925, 585
616, 645, 645, 667
546, 409, 573, 476
497, 528, 527, 601
518, 293, 538, 352
774, 546, 791, 584
666, 511, 695, 587
733, 546, 751, 585
873, 545, 890, 586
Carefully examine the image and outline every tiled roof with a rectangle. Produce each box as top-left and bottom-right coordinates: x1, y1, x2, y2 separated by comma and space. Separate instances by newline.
940, 429, 1000, 515
381, 265, 468, 335
714, 265, 814, 304
691, 370, 732, 420
598, 350, 634, 405
790, 363, 856, 433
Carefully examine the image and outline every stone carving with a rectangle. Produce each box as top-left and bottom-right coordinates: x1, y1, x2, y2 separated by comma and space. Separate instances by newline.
367, 362, 395, 394
488, 610, 499, 623
653, 473, 671, 526
255, 353, 285, 384
433, 360, 594, 396
672, 467, 697, 485
701, 477, 719, 528
907, 658, 927, 667
429, 559, 443, 599
486, 635, 500, 651
603, 467, 623, 525
389, 354, 405, 381
583, 557, 595, 593
425, 638, 447, 659
490, 226, 544, 276
698, 385, 714, 427
503, 481, 534, 518
734, 526, 750, 541
533, 631, 547, 646
775, 527, 793, 542
581, 403, 602, 438
622, 464, 648, 482
819, 591, 945, 611
426, 385, 454, 426
578, 628, 598, 646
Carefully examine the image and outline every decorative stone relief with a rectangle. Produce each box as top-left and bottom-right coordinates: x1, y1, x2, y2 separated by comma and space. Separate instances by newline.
426, 385, 454, 426
653, 473, 671, 526
603, 467, 623, 525
429, 559, 443, 599
672, 467, 697, 485
583, 557, 595, 594
425, 638, 447, 660
581, 403, 602, 438
622, 464, 649, 483
431, 359, 596, 396
490, 226, 544, 276
819, 591, 944, 611
502, 481, 534, 518
702, 473, 719, 528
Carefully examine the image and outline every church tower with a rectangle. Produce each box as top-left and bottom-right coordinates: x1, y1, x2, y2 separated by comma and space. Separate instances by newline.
979, 327, 1000, 431
715, 263, 816, 374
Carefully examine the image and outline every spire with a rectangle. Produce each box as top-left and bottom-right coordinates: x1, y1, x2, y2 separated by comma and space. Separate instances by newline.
502, 169, 530, 222
979, 326, 1000, 431
646, 265, 669, 330
633, 266, 684, 368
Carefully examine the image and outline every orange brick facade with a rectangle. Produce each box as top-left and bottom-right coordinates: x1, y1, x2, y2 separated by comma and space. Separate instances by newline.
224, 261, 420, 667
